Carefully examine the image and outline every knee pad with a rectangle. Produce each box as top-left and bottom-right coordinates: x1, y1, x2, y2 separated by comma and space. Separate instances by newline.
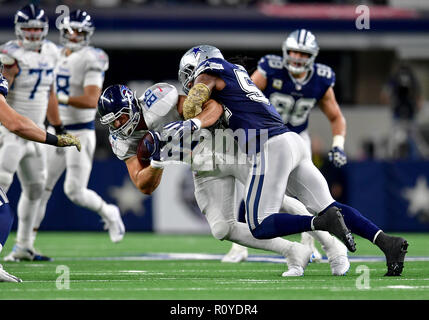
210, 220, 231, 240
64, 181, 84, 204
21, 183, 44, 200
0, 171, 14, 191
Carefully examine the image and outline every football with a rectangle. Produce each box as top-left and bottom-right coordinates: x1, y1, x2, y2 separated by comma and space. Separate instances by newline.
136, 132, 154, 168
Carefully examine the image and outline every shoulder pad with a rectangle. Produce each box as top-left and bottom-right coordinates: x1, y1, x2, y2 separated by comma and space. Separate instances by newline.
257, 54, 283, 78
140, 83, 178, 116
41, 40, 61, 59
84, 47, 109, 72
0, 41, 21, 61
314, 63, 336, 87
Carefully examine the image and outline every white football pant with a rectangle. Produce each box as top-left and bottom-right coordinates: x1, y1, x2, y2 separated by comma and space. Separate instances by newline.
0, 127, 46, 248
32, 129, 111, 246
246, 132, 335, 233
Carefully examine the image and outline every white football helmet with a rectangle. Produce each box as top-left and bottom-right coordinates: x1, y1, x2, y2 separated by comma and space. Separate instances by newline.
178, 45, 224, 94
282, 29, 319, 74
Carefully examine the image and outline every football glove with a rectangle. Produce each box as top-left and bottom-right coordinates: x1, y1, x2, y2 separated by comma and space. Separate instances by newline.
144, 131, 163, 162
328, 147, 347, 168
57, 133, 81, 152
162, 118, 201, 141
0, 74, 8, 97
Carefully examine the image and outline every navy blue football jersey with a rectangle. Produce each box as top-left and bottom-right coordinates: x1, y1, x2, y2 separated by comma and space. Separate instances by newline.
193, 57, 288, 153
257, 54, 335, 133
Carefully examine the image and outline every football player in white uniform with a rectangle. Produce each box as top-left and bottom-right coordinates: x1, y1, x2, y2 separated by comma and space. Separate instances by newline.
0, 65, 80, 281
0, 4, 73, 262
97, 80, 350, 277
31, 10, 125, 254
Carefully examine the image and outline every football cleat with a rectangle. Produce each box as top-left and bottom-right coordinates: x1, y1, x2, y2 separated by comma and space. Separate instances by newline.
221, 243, 248, 263
383, 236, 408, 276
313, 207, 356, 252
0, 264, 22, 282
325, 237, 350, 276
300, 232, 322, 263
102, 204, 125, 243
330, 255, 350, 276
3, 244, 52, 262
282, 242, 313, 277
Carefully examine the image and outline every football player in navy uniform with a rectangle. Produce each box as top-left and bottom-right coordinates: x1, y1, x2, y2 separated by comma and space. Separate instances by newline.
0, 63, 80, 281
174, 44, 408, 277
224, 29, 348, 263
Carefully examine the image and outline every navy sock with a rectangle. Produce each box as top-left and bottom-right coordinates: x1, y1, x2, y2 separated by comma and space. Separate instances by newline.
237, 200, 246, 223
0, 203, 14, 247
250, 213, 313, 239
325, 201, 381, 242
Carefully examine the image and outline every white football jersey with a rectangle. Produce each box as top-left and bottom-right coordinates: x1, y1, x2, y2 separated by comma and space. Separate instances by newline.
109, 83, 181, 161
0, 40, 58, 126
55, 46, 109, 125
109, 82, 236, 171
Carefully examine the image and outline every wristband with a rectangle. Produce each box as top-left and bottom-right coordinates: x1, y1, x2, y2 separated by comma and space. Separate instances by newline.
332, 135, 345, 150
45, 132, 59, 146
150, 159, 164, 169
57, 93, 69, 105
53, 123, 66, 135
191, 118, 202, 131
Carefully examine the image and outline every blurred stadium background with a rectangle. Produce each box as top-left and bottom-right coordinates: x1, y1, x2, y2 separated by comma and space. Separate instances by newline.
2, 0, 429, 236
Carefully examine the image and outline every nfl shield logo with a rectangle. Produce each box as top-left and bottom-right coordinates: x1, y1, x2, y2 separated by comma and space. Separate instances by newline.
273, 79, 283, 90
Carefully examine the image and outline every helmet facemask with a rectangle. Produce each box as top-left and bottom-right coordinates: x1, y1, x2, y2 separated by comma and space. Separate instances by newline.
283, 49, 316, 75
178, 64, 195, 95
60, 19, 94, 51
100, 91, 141, 139
15, 20, 48, 51
282, 29, 319, 75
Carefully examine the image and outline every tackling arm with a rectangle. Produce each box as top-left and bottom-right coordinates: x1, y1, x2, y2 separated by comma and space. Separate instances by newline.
177, 93, 223, 128
182, 73, 223, 120
125, 156, 163, 195
0, 93, 47, 142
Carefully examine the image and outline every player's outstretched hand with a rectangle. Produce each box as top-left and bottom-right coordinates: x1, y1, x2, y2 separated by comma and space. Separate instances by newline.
328, 147, 347, 168
162, 119, 201, 141
57, 133, 81, 152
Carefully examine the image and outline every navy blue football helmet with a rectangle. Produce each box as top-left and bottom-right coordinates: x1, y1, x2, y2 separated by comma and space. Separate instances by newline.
98, 84, 141, 138
60, 9, 95, 51
14, 4, 49, 51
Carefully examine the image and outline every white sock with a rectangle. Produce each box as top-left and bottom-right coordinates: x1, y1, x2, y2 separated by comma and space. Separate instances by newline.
16, 195, 40, 249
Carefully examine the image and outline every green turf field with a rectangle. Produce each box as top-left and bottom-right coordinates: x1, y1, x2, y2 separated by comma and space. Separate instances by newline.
0, 232, 428, 300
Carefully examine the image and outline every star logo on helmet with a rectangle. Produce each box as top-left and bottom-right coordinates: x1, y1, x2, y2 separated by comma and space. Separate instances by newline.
192, 47, 204, 57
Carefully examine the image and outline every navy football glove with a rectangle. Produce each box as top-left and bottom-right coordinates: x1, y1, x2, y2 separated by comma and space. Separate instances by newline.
162, 119, 201, 141
328, 147, 347, 168
0, 74, 8, 97
145, 131, 163, 161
